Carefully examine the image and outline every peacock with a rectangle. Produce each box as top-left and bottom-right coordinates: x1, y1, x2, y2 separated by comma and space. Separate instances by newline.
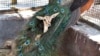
0, 0, 91, 56
3, 0, 90, 56
15, 0, 71, 56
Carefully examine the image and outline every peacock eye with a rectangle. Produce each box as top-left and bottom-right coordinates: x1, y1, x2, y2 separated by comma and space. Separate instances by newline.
31, 28, 36, 31
24, 40, 30, 45
18, 46, 23, 51
29, 21, 34, 26
53, 7, 58, 12
61, 8, 65, 13
18, 53, 23, 56
35, 41, 40, 46
38, 45, 44, 51
57, 0, 61, 4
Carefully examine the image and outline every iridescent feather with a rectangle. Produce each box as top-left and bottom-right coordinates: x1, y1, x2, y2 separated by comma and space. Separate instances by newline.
16, 0, 71, 56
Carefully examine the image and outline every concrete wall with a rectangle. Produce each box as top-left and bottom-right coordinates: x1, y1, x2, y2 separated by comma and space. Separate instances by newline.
58, 27, 100, 56
0, 10, 37, 48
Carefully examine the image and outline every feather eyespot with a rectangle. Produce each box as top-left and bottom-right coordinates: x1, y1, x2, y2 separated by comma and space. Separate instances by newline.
18, 53, 23, 56
57, 0, 61, 4
24, 40, 30, 45
18, 46, 23, 51
35, 41, 40, 46
54, 7, 58, 12
38, 45, 44, 51
29, 21, 34, 26
31, 28, 35, 31
61, 8, 65, 13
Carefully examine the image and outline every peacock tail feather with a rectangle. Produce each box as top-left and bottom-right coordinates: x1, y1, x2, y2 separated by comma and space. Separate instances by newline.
16, 0, 71, 56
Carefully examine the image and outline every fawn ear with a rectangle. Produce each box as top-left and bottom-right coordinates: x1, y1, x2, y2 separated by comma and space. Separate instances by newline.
36, 16, 44, 20
51, 12, 59, 19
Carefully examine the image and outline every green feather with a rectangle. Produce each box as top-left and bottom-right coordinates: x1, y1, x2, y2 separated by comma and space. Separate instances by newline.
16, 0, 71, 56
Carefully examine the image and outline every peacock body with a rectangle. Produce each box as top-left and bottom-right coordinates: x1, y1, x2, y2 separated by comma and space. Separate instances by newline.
16, 0, 71, 56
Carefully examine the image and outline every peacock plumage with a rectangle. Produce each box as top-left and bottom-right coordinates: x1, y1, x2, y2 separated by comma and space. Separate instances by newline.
16, 0, 71, 56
